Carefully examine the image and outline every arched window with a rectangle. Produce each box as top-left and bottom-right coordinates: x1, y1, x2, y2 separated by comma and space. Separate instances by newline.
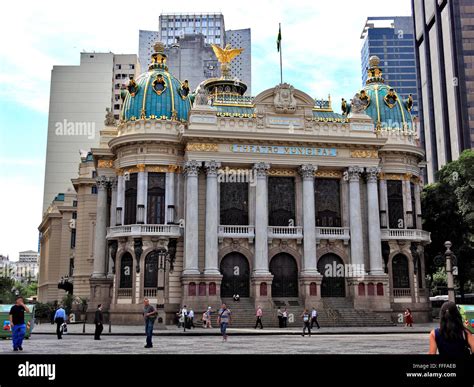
260, 282, 268, 296
119, 253, 133, 288
199, 282, 206, 296
368, 283, 375, 296
377, 283, 384, 296
309, 282, 317, 296
124, 173, 137, 225
209, 282, 216, 296
188, 282, 196, 296
358, 283, 366, 296
392, 254, 410, 288
144, 252, 159, 288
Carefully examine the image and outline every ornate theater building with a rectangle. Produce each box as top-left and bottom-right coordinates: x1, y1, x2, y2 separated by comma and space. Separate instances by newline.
39, 43, 431, 325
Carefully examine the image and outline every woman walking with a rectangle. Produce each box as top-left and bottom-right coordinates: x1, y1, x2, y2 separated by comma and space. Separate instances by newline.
429, 301, 474, 355
404, 308, 413, 327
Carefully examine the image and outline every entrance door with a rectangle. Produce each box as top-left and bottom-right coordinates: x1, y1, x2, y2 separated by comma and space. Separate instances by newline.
270, 253, 298, 297
220, 253, 250, 297
317, 254, 346, 297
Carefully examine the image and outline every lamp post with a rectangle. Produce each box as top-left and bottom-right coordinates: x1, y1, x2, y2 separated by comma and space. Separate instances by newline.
444, 241, 455, 303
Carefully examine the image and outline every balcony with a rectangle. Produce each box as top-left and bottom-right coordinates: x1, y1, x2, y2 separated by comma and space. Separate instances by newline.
380, 229, 431, 243
218, 225, 255, 243
393, 288, 411, 298
316, 227, 350, 244
268, 226, 303, 244
107, 224, 182, 239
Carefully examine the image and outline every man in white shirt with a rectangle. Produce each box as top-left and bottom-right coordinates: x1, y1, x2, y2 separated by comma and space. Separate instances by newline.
180, 305, 188, 332
311, 307, 320, 329
188, 308, 195, 329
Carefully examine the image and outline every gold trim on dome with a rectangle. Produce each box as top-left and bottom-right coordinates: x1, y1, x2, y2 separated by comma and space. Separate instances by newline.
186, 143, 218, 152
152, 74, 167, 96
98, 160, 114, 168
268, 169, 297, 177
350, 150, 379, 159
315, 170, 343, 178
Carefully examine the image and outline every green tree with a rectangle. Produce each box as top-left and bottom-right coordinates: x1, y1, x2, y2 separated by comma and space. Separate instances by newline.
422, 150, 474, 300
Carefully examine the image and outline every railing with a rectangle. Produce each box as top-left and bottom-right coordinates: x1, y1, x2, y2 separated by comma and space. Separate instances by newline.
117, 288, 132, 297
268, 226, 303, 243
107, 224, 182, 239
144, 288, 157, 298
380, 229, 431, 243
316, 227, 350, 244
218, 225, 255, 242
393, 288, 411, 297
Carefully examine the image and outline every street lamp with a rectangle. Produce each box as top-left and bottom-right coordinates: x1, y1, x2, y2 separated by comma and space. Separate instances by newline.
444, 241, 455, 303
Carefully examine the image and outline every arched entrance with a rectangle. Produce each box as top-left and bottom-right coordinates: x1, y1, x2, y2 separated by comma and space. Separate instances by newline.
392, 254, 410, 289
317, 254, 345, 297
270, 253, 298, 297
220, 253, 250, 297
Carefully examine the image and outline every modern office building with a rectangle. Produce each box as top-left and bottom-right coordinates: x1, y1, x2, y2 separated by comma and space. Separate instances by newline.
361, 17, 418, 114
16, 250, 40, 281
42, 52, 140, 212
138, 13, 251, 93
412, 0, 474, 183
39, 42, 431, 325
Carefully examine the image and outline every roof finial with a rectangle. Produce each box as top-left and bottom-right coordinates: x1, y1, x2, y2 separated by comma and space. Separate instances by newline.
149, 41, 168, 71
366, 55, 384, 85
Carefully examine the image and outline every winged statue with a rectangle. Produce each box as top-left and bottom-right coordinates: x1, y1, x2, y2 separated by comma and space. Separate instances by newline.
211, 44, 244, 64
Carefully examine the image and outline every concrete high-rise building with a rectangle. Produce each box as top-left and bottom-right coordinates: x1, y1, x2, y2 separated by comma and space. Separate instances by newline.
138, 13, 251, 93
361, 17, 419, 114
42, 52, 140, 212
412, 0, 474, 183
16, 250, 39, 281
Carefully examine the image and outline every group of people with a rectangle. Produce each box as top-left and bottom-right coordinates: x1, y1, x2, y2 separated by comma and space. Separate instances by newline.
8, 296, 474, 356
176, 305, 195, 332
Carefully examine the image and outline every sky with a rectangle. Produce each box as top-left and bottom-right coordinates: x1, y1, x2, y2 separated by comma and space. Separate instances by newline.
0, 0, 412, 260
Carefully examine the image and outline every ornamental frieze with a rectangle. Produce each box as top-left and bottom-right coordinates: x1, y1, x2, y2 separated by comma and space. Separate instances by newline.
350, 150, 379, 159
185, 143, 219, 152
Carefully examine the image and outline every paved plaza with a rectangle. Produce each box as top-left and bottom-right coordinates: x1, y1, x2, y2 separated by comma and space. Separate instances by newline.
1, 330, 431, 354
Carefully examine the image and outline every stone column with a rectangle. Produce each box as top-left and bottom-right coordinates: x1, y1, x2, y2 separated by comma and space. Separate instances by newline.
341, 178, 349, 228
414, 181, 422, 229
253, 162, 271, 275
366, 167, 384, 275
165, 170, 175, 224
136, 165, 147, 224
183, 160, 201, 275
299, 164, 319, 275
92, 176, 109, 278
116, 174, 125, 226
378, 176, 388, 228
204, 161, 221, 275
109, 177, 117, 228
348, 166, 365, 268
403, 175, 413, 228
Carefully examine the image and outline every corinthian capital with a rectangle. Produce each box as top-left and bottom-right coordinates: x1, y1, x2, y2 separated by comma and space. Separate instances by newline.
253, 162, 270, 178
299, 164, 317, 180
96, 176, 109, 190
204, 160, 221, 177
366, 167, 381, 183
347, 166, 364, 182
183, 160, 202, 177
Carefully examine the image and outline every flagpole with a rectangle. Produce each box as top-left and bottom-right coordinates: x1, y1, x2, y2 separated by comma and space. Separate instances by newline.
279, 23, 283, 84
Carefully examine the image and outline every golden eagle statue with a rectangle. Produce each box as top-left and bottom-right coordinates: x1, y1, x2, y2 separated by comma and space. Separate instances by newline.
211, 44, 244, 78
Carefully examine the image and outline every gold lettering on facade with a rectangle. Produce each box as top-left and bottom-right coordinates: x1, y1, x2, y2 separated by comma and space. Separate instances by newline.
350, 150, 379, 158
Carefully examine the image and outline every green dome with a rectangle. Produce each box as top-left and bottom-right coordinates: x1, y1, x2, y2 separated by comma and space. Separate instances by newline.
353, 56, 414, 132
121, 42, 192, 122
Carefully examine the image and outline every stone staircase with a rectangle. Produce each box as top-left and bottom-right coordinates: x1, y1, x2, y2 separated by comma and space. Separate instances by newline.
195, 297, 394, 328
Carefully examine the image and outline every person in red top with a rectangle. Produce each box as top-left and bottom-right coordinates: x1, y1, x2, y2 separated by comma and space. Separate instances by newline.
404, 308, 413, 327
254, 306, 263, 329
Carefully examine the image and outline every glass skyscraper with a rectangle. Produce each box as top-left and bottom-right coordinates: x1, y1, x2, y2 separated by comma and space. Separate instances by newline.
361, 16, 418, 114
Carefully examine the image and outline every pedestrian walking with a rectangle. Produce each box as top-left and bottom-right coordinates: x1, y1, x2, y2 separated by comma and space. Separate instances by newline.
54, 305, 67, 340
404, 308, 413, 327
282, 308, 288, 328
429, 301, 474, 355
205, 306, 212, 328
180, 305, 188, 332
217, 303, 232, 342
9, 296, 30, 352
301, 309, 311, 337
277, 307, 283, 328
188, 308, 195, 329
310, 307, 320, 329
143, 298, 158, 348
255, 306, 264, 329
94, 304, 104, 340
